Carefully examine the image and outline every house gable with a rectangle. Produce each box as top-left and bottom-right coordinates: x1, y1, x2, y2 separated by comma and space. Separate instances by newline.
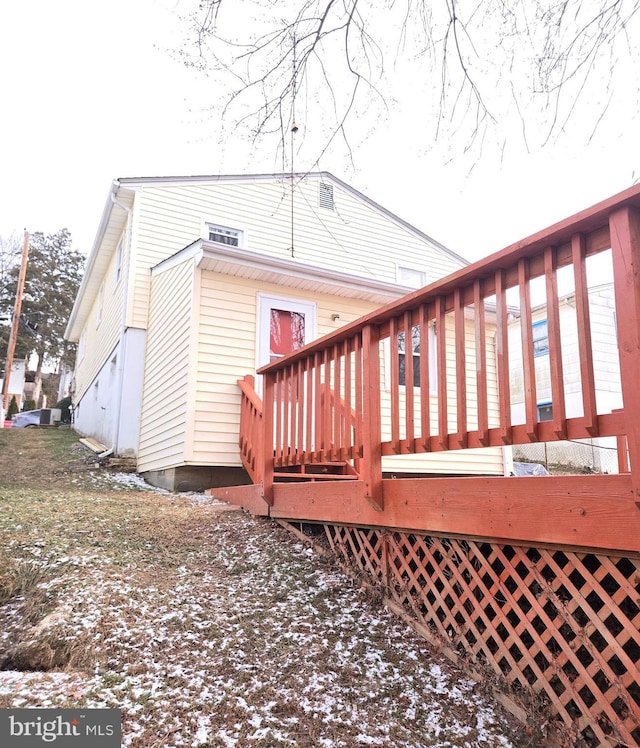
67, 172, 468, 344
67, 171, 490, 477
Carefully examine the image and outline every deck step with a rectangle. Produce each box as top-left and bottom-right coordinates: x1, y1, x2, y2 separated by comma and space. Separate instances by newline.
274, 472, 358, 481
273, 461, 359, 482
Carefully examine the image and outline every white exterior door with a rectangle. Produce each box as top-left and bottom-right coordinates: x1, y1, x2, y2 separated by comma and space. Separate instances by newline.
257, 294, 316, 393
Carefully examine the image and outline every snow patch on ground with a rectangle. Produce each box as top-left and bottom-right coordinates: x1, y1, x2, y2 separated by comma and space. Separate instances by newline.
0, 497, 521, 747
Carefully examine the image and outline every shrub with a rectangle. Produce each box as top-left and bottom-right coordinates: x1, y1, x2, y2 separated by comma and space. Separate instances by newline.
22, 399, 36, 412
7, 396, 19, 419
55, 396, 72, 424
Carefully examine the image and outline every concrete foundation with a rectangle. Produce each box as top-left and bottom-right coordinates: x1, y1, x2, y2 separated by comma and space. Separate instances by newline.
140, 465, 251, 493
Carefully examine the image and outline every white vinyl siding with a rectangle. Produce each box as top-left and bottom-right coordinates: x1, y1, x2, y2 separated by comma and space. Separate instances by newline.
137, 258, 196, 473
509, 285, 621, 422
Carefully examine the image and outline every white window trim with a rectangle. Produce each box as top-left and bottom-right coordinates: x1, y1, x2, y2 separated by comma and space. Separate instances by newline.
96, 282, 104, 327
114, 237, 124, 287
78, 326, 87, 362
396, 265, 427, 289
384, 322, 437, 395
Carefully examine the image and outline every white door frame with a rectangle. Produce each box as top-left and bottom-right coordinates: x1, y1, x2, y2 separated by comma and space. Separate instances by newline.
256, 294, 317, 394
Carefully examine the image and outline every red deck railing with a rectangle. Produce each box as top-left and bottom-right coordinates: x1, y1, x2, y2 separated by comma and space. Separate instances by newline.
233, 187, 640, 746
251, 184, 640, 546
237, 375, 263, 485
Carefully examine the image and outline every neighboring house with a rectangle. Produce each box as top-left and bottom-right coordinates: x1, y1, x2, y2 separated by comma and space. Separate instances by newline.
65, 172, 508, 490
508, 283, 621, 473
0, 358, 26, 415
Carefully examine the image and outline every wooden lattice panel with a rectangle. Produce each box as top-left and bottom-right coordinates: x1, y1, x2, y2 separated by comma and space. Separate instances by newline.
323, 525, 640, 748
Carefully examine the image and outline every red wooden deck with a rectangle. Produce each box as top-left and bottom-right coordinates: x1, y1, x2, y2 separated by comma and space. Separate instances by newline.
214, 185, 640, 747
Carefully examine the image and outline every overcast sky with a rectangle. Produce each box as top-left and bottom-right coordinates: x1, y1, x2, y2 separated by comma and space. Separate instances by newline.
1, 0, 639, 264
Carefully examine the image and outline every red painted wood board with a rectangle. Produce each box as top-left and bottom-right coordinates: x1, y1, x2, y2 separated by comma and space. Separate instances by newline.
268, 474, 640, 553
208, 484, 269, 516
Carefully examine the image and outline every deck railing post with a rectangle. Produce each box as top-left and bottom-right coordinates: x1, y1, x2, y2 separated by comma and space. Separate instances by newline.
262, 372, 275, 506
361, 324, 383, 510
610, 205, 640, 506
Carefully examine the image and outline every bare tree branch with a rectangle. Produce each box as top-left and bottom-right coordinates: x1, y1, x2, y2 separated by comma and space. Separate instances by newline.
176, 0, 640, 165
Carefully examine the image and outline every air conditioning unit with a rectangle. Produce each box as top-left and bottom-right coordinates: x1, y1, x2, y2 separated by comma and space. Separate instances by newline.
39, 408, 61, 426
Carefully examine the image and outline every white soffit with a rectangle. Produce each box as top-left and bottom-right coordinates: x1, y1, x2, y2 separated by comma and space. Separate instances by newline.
154, 240, 413, 304
198, 242, 413, 303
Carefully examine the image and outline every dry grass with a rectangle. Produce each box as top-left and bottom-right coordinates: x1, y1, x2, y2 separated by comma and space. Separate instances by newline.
0, 428, 530, 747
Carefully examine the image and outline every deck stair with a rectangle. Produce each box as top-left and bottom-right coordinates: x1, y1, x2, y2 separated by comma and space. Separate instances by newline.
273, 461, 358, 482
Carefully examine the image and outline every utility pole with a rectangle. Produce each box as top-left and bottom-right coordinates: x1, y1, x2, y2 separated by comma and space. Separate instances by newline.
2, 230, 30, 413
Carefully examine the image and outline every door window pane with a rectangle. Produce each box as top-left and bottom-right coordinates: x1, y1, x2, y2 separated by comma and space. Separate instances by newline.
270, 309, 305, 362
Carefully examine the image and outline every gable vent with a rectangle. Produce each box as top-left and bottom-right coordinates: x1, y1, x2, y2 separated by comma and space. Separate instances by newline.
319, 182, 334, 210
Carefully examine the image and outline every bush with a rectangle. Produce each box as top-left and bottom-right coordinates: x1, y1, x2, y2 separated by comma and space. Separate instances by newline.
22, 399, 36, 412
55, 396, 72, 424
7, 396, 19, 419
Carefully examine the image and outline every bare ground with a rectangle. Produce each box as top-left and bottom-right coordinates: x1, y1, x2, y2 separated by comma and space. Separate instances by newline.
0, 427, 535, 747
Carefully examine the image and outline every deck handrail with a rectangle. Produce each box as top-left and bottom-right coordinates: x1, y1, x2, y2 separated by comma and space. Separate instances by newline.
237, 375, 263, 485
255, 184, 640, 510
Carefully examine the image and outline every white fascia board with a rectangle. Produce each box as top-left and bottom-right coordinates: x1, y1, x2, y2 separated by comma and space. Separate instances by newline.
151, 240, 203, 276
65, 181, 137, 341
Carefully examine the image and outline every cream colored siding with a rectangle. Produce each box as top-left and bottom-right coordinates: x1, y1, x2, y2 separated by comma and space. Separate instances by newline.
188, 272, 382, 466
187, 271, 503, 474
189, 274, 256, 466
69, 173, 478, 471
381, 315, 505, 475
137, 258, 196, 473
382, 448, 504, 475
129, 177, 465, 331
73, 233, 127, 402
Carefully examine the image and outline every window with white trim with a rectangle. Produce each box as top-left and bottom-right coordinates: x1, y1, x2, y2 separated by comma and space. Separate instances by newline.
532, 319, 549, 357
395, 323, 437, 393
207, 223, 243, 248
114, 237, 123, 286
96, 283, 104, 326
78, 327, 86, 362
397, 266, 427, 289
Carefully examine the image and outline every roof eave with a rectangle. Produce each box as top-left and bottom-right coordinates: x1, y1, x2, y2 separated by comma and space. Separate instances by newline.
64, 181, 135, 341
115, 172, 467, 266
152, 239, 416, 304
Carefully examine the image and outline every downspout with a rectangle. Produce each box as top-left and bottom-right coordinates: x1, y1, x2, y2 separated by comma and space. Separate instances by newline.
110, 181, 133, 455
